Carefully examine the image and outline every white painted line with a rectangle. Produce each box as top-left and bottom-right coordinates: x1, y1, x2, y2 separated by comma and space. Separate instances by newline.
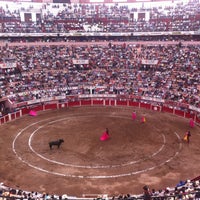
12, 115, 182, 179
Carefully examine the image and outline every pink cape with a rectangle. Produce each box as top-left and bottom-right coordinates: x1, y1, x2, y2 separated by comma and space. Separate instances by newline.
189, 119, 195, 128
132, 112, 136, 120
100, 132, 110, 141
29, 110, 37, 116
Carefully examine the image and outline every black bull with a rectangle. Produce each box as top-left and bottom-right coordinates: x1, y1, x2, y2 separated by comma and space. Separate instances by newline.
49, 139, 64, 150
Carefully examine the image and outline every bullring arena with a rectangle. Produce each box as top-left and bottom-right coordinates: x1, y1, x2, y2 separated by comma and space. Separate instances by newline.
1, 0, 200, 197
0, 98, 200, 198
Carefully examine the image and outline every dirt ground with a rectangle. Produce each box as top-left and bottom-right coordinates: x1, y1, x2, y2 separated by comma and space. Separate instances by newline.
0, 106, 200, 197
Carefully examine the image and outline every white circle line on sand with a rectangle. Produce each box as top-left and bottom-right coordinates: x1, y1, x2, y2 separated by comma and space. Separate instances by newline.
12, 115, 182, 179
28, 115, 166, 168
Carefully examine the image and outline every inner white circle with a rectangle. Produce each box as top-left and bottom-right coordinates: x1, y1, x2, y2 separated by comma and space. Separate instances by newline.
28, 115, 166, 169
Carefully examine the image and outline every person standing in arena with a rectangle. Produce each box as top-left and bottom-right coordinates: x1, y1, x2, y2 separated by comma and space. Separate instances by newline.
183, 130, 191, 144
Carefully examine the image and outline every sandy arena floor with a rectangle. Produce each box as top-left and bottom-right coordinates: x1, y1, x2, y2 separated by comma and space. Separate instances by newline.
0, 106, 200, 197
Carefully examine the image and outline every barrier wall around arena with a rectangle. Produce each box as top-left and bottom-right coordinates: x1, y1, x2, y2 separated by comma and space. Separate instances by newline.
0, 97, 200, 125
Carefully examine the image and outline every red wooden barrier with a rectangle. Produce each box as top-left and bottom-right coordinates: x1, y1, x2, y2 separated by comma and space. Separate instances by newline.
105, 100, 115, 106
140, 102, 151, 110
151, 105, 161, 112
128, 101, 139, 107
174, 109, 185, 117
185, 112, 193, 119
0, 117, 5, 124
21, 105, 43, 116
21, 107, 30, 115
0, 98, 200, 127
81, 100, 92, 106
5, 115, 9, 122
196, 115, 200, 124
116, 100, 127, 106
45, 103, 57, 110
33, 105, 43, 111
162, 106, 173, 114
110, 100, 115, 106
16, 111, 20, 118
105, 100, 110, 106
11, 113, 16, 120
58, 103, 65, 109
68, 101, 80, 107
93, 100, 104, 105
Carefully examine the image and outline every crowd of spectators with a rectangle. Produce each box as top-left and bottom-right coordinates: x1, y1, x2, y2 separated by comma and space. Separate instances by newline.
1, 179, 200, 199
0, 42, 199, 108
0, 0, 200, 33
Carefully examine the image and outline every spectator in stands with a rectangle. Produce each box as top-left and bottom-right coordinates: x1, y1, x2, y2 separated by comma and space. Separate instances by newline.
142, 185, 152, 200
